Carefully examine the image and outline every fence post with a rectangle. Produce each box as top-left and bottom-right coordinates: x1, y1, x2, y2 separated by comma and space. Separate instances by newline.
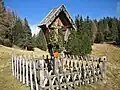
30, 60, 34, 90
22, 57, 25, 84
33, 61, 38, 90
52, 56, 56, 74
17, 57, 19, 80
71, 71, 75, 89
64, 73, 70, 89
44, 65, 54, 90
102, 56, 107, 83
56, 73, 62, 90
14, 56, 17, 78
20, 56, 22, 82
11, 55, 14, 76
39, 59, 45, 89
26, 57, 29, 86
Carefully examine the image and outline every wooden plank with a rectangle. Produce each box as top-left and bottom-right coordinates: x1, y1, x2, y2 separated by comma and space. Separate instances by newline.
71, 71, 75, 89
64, 72, 70, 89
56, 73, 62, 90
22, 57, 25, 84
102, 56, 107, 83
11, 55, 14, 76
30, 61, 34, 90
45, 71, 54, 90
33, 61, 38, 90
17, 57, 19, 80
20, 56, 22, 82
26, 57, 29, 86
39, 59, 45, 89
14, 56, 17, 78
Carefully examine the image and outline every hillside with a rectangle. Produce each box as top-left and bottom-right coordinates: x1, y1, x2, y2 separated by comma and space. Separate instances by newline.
0, 44, 120, 90
0, 45, 49, 90
77, 44, 120, 90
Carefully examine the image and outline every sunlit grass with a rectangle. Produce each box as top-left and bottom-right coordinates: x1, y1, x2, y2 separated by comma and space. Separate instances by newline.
0, 44, 120, 90
0, 45, 49, 90
78, 44, 120, 90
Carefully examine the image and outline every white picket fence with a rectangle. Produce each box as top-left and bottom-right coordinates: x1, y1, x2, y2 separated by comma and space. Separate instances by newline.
11, 55, 106, 90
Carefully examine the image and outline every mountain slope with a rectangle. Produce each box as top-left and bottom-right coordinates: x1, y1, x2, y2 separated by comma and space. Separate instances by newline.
0, 45, 49, 90
77, 44, 120, 90
0, 44, 120, 90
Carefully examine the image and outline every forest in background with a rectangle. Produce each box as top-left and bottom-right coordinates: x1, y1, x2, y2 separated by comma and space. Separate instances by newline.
0, 0, 120, 56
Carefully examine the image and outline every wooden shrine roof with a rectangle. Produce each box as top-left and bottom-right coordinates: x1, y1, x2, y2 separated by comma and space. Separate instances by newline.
39, 4, 75, 29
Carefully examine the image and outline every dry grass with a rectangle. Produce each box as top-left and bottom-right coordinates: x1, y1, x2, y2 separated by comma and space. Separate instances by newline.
78, 44, 120, 90
0, 45, 49, 90
0, 44, 120, 90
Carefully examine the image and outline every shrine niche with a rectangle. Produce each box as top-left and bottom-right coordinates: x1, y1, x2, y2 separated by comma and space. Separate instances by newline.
38, 4, 75, 48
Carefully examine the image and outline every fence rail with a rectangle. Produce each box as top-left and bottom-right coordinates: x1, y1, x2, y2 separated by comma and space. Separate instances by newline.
11, 55, 106, 90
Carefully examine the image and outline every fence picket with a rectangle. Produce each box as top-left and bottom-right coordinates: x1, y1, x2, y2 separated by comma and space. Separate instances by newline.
102, 56, 107, 82
33, 61, 38, 90
30, 61, 34, 90
17, 57, 19, 80
11, 55, 14, 76
20, 56, 22, 82
22, 57, 25, 84
26, 57, 29, 86
14, 56, 17, 78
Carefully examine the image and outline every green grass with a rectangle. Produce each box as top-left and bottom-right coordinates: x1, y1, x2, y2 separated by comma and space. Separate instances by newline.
0, 45, 49, 90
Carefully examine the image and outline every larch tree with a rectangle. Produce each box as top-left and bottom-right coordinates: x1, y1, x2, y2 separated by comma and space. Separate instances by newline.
91, 21, 97, 43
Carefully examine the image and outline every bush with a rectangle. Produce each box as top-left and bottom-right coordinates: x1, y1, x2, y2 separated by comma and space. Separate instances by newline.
23, 45, 34, 51
36, 45, 47, 51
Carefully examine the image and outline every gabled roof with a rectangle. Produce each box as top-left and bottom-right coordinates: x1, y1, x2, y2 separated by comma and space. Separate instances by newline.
39, 4, 75, 28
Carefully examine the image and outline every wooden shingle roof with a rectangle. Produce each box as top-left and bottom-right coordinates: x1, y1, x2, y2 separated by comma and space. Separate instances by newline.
39, 4, 75, 29
40, 8, 57, 25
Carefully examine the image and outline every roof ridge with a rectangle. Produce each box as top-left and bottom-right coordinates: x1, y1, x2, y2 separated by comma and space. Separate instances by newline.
39, 4, 75, 29
40, 8, 57, 25
40, 5, 62, 25
45, 5, 63, 26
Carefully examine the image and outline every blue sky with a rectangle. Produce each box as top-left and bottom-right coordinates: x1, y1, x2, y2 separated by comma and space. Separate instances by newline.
4, 0, 120, 34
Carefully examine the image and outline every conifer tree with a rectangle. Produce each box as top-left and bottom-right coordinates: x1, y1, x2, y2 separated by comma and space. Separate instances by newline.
35, 30, 47, 51
0, 0, 12, 46
22, 18, 33, 50
12, 18, 24, 46
66, 16, 92, 56
95, 20, 104, 43
117, 19, 120, 43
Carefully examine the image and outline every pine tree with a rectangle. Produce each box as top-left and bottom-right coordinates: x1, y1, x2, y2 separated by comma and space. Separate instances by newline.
0, 0, 12, 46
0, 0, 34, 49
117, 19, 120, 44
66, 16, 92, 56
110, 18, 118, 41
104, 24, 110, 41
83, 16, 92, 44
65, 29, 76, 53
35, 30, 47, 51
95, 20, 104, 43
32, 34, 37, 47
12, 18, 23, 46
5, 8, 17, 44
22, 18, 33, 50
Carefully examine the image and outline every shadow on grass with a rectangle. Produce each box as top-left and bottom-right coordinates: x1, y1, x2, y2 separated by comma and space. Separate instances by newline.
107, 42, 120, 48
